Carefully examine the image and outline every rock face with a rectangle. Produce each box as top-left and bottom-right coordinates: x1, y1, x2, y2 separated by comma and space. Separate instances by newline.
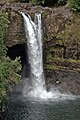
0, 3, 80, 94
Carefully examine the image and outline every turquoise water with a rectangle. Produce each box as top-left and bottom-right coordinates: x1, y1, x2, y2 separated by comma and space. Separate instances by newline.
5, 94, 80, 120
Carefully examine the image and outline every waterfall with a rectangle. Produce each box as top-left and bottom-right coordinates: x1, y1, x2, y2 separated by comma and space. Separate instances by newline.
21, 12, 44, 88
21, 12, 77, 100
21, 12, 53, 99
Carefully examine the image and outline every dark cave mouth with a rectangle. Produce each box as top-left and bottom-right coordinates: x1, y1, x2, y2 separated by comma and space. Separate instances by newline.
7, 44, 30, 78
7, 44, 26, 64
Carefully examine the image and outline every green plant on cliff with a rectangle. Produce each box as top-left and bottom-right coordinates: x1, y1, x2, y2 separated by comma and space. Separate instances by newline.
57, 0, 67, 5
0, 12, 8, 57
68, 0, 80, 11
29, 0, 45, 5
0, 12, 21, 111
57, 13, 80, 59
0, 57, 21, 110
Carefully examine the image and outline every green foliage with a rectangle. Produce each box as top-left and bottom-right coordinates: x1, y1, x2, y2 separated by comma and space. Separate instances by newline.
58, 13, 80, 44
0, 0, 16, 2
68, 0, 80, 11
29, 0, 45, 4
0, 12, 21, 107
0, 57, 21, 103
36, 0, 45, 4
57, 0, 67, 5
0, 12, 8, 57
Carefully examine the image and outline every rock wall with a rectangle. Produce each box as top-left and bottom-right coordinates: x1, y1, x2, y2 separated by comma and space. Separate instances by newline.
6, 10, 25, 46
0, 3, 80, 94
0, 3, 79, 58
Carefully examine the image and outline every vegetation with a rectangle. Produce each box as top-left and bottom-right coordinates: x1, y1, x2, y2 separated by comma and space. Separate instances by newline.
68, 0, 80, 11
57, 0, 67, 5
0, 12, 21, 111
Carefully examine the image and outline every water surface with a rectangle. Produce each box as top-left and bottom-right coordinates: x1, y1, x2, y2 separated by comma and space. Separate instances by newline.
5, 94, 80, 120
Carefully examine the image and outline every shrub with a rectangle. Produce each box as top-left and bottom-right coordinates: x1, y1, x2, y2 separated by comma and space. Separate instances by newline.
0, 57, 21, 103
29, 0, 45, 5
0, 12, 8, 57
0, 12, 21, 109
68, 0, 80, 11
57, 0, 67, 5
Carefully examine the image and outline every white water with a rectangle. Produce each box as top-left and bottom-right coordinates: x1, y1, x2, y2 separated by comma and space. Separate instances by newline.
21, 12, 77, 100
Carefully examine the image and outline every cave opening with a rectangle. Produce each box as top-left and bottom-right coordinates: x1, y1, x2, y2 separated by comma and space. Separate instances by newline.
7, 44, 30, 79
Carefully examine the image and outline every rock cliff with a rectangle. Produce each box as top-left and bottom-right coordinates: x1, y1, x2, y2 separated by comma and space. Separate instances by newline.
0, 2, 80, 94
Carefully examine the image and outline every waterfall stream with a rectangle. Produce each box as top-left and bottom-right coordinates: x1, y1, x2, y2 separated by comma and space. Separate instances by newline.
21, 12, 53, 99
22, 13, 44, 89
21, 12, 77, 100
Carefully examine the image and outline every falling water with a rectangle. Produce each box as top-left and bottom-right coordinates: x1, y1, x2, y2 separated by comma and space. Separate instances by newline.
21, 12, 77, 100
21, 12, 53, 99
